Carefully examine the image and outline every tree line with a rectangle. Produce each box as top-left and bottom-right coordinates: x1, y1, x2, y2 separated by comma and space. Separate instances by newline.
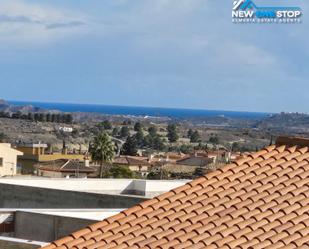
0, 111, 73, 124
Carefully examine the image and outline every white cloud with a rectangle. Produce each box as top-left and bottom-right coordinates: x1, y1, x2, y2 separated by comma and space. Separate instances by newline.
0, 0, 90, 45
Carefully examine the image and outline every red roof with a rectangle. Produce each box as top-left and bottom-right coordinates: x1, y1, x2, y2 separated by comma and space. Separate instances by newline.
42, 136, 309, 249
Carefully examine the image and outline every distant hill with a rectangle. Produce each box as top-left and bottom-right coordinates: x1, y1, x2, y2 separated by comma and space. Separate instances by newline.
0, 99, 42, 113
0, 99, 9, 107
256, 112, 309, 133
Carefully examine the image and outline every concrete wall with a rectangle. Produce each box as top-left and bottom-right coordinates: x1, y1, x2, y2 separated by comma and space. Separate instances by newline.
0, 183, 147, 209
15, 211, 94, 242
0, 178, 189, 198
37, 170, 89, 178
145, 180, 189, 198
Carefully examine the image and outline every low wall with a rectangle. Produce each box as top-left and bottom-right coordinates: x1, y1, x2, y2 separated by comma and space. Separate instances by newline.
0, 183, 147, 209
0, 178, 189, 198
15, 212, 94, 242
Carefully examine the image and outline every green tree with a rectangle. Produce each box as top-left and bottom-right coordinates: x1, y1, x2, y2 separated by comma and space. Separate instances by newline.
51, 114, 56, 123
190, 130, 201, 143
112, 127, 120, 137
89, 132, 115, 178
187, 129, 193, 138
55, 114, 61, 123
133, 130, 144, 148
120, 126, 130, 138
148, 126, 157, 137
104, 165, 134, 178
147, 169, 168, 180
153, 136, 166, 150
180, 144, 193, 154
46, 113, 51, 122
167, 124, 179, 143
134, 122, 143, 132
101, 120, 112, 130
38, 113, 46, 122
122, 120, 132, 125
209, 136, 219, 145
65, 114, 73, 124
121, 136, 138, 156
34, 113, 39, 122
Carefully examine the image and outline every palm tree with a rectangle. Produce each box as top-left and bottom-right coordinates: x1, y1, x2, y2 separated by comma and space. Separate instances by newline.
90, 132, 115, 178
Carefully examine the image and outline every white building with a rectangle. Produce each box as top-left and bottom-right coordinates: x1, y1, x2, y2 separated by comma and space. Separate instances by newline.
0, 143, 23, 176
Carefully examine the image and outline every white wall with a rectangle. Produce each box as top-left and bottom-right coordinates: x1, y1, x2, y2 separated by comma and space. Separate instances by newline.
0, 178, 189, 197
0, 144, 23, 177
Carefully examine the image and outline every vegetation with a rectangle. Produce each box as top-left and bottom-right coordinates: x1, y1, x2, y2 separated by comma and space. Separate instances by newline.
179, 144, 194, 154
209, 135, 219, 145
0, 111, 73, 124
144, 127, 165, 151
167, 124, 179, 143
101, 120, 112, 130
103, 165, 134, 179
134, 122, 143, 132
121, 136, 138, 156
147, 169, 169, 180
89, 132, 115, 178
112, 127, 120, 137
190, 130, 201, 143
231, 142, 258, 152
133, 130, 144, 148
187, 129, 193, 138
120, 126, 130, 138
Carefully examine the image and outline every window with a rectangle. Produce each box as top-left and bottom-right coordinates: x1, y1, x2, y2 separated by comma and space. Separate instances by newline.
0, 158, 3, 167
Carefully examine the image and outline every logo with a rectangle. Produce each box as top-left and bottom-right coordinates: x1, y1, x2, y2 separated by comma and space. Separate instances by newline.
232, 0, 302, 23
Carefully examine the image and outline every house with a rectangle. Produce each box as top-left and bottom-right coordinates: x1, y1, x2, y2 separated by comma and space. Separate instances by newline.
0, 143, 23, 176
160, 155, 215, 174
16, 143, 86, 174
113, 156, 152, 177
42, 136, 309, 249
36, 159, 95, 178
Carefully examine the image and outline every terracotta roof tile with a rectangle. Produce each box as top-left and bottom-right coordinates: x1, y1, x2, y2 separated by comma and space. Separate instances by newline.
42, 139, 309, 249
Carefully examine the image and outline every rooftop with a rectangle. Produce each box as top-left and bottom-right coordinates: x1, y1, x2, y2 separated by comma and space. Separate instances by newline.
0, 178, 188, 198
176, 155, 213, 167
37, 160, 95, 174
42, 136, 309, 249
113, 156, 151, 166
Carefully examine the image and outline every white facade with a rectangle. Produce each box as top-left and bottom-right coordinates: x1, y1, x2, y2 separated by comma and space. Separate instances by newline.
0, 144, 23, 176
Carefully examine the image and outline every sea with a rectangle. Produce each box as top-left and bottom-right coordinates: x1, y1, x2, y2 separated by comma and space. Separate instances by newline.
9, 101, 270, 119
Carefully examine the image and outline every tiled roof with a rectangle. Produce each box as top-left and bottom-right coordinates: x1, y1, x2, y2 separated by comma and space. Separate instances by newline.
113, 156, 151, 166
37, 160, 95, 173
42, 137, 309, 249
176, 156, 213, 167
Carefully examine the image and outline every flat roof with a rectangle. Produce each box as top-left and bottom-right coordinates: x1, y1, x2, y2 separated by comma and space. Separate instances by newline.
11, 209, 124, 221
0, 178, 189, 198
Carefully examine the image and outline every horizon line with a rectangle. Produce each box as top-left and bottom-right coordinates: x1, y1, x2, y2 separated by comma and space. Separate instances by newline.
6, 99, 273, 115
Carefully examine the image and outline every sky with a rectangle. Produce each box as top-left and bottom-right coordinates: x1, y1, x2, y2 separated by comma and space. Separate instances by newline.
0, 0, 308, 113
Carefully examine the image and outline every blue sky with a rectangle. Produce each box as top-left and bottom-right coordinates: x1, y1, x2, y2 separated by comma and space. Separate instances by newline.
0, 0, 308, 113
